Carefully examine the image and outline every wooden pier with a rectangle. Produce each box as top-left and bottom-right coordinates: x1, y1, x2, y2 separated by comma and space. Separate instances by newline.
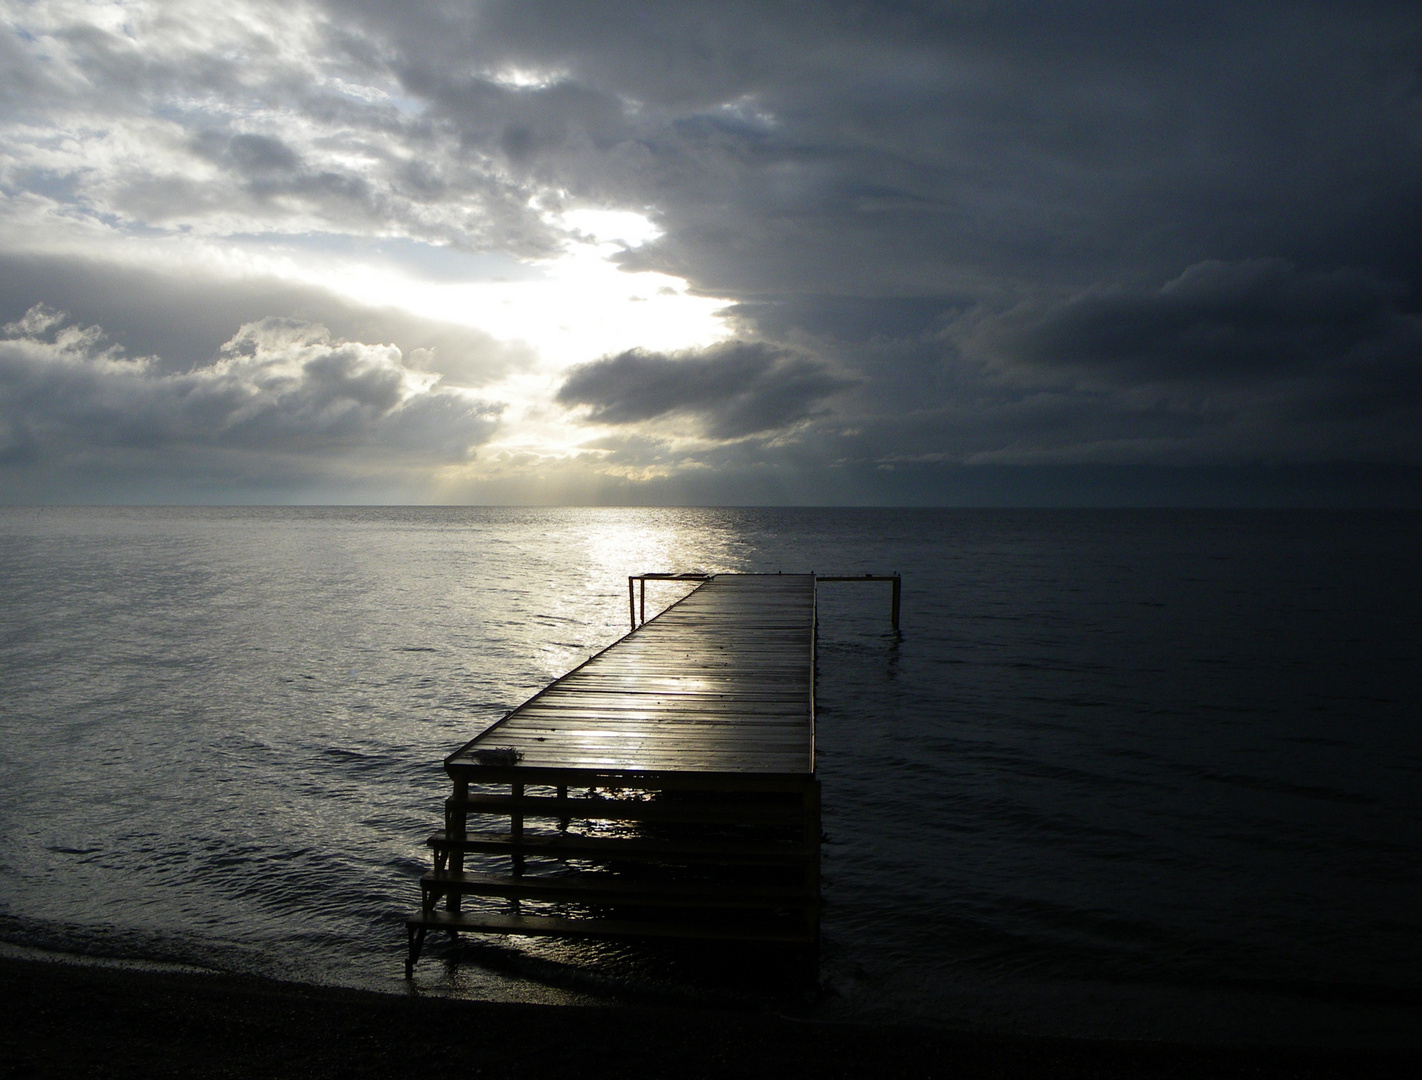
405, 571, 898, 975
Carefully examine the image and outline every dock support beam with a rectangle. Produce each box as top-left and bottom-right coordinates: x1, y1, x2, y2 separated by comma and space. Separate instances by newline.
510, 782, 525, 877
447, 774, 468, 912
804, 779, 822, 946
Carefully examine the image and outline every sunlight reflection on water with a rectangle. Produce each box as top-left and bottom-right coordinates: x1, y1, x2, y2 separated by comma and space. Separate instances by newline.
1, 506, 1419, 1044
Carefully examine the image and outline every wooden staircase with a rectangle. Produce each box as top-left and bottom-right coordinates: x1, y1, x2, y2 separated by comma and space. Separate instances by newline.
405, 770, 821, 974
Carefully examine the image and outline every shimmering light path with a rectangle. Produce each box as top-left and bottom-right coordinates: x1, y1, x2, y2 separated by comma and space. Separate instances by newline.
1, 507, 1419, 1045
453, 574, 815, 773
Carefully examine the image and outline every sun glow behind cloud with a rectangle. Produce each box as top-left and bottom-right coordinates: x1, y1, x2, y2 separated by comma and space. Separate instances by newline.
304, 212, 734, 472
3, 201, 733, 475
323, 221, 727, 372
0, 0, 740, 485
10, 0, 1415, 506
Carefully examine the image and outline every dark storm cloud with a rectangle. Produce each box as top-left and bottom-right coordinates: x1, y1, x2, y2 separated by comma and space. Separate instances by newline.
5, 1, 1422, 501
347, 0, 1422, 291
723, 297, 961, 347
965, 260, 1422, 385
339, 0, 1422, 464
556, 341, 852, 438
932, 260, 1420, 464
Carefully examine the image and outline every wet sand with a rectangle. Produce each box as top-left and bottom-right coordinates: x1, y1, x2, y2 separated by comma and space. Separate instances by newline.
2, 955, 1417, 1079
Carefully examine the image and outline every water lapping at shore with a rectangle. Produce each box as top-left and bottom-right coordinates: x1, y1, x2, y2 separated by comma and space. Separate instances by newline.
1, 506, 1419, 1043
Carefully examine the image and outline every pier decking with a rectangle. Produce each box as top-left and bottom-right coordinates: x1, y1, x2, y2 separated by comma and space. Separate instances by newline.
452, 572, 816, 774
405, 572, 892, 975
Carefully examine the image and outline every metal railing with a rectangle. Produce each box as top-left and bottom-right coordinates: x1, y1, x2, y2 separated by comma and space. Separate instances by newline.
816, 573, 901, 632
627, 572, 712, 629
626, 572, 901, 632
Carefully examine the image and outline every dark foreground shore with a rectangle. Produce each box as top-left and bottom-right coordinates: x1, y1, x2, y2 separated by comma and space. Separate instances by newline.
2, 956, 1418, 1080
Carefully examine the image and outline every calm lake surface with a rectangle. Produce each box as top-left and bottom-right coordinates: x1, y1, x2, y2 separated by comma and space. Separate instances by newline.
1, 506, 1419, 1044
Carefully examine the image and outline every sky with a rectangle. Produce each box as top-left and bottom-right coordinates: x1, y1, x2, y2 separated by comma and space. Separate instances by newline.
1, 0, 1420, 505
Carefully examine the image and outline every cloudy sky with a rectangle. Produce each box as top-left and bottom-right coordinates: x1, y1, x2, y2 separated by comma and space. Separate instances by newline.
2, 0, 1420, 504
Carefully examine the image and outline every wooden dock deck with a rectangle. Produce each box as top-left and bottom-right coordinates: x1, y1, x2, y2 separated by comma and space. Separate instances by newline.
450, 572, 816, 775
404, 572, 893, 975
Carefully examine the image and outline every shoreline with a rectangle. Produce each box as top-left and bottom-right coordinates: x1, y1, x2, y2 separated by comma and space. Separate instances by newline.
4, 955, 1420, 1079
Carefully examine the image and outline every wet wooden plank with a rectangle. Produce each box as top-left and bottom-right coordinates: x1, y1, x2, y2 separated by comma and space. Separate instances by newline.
448, 574, 815, 776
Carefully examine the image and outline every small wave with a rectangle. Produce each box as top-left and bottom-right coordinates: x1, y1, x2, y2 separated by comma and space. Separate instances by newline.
1198, 769, 1379, 806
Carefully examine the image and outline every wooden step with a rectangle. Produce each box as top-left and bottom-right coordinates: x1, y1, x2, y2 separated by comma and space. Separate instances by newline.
427, 830, 814, 866
420, 870, 816, 910
406, 908, 815, 945
448, 794, 806, 825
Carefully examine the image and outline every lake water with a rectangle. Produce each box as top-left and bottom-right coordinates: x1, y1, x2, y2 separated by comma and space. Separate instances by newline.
1, 506, 1418, 1045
